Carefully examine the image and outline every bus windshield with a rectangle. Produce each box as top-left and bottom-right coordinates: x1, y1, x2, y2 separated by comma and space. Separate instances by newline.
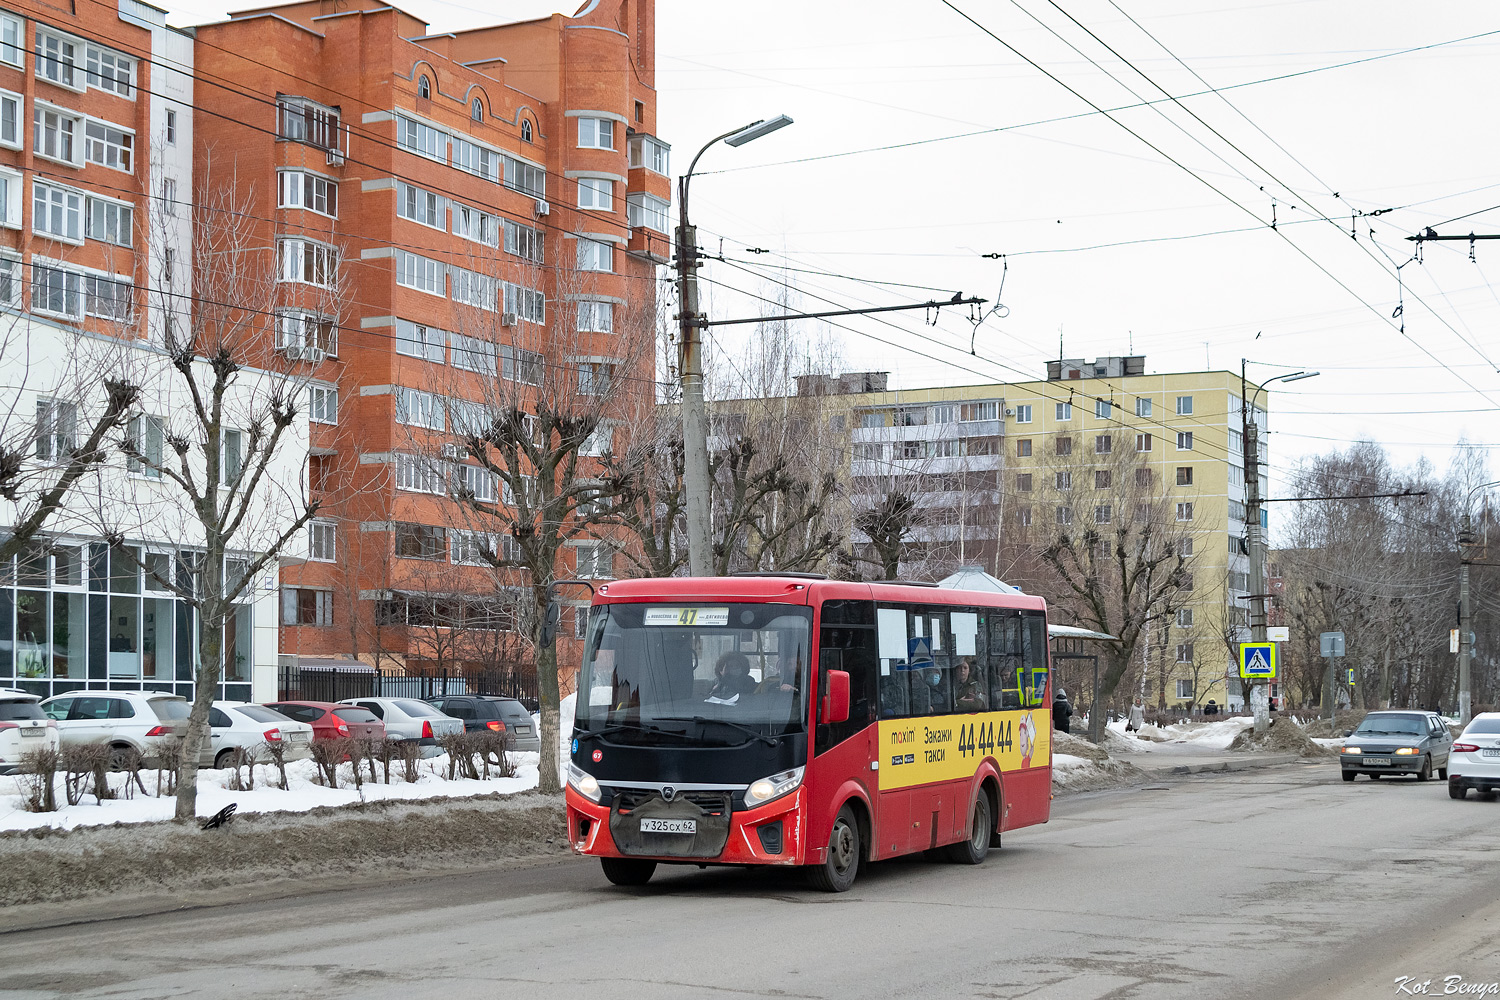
577, 602, 812, 744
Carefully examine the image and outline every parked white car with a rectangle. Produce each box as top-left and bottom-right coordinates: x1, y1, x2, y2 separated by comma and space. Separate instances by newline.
1448, 712, 1500, 800
0, 689, 61, 774
40, 691, 191, 768
206, 702, 314, 769
337, 698, 463, 757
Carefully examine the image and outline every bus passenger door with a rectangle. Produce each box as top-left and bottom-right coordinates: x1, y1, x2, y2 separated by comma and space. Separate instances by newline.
813, 620, 880, 859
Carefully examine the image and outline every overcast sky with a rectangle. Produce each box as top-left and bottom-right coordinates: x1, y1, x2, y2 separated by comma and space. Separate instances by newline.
176, 0, 1500, 499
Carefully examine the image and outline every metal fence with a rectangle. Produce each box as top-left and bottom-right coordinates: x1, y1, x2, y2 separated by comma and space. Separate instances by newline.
277, 666, 539, 710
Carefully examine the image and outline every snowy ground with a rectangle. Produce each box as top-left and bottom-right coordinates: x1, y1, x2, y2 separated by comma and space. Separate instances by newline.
0, 751, 542, 833
1103, 716, 1254, 751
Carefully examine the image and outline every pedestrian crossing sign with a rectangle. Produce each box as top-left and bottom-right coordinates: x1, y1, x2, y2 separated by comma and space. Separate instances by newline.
1238, 642, 1277, 679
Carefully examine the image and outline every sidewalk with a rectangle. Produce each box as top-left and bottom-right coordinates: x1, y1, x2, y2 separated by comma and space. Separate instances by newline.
1110, 748, 1304, 776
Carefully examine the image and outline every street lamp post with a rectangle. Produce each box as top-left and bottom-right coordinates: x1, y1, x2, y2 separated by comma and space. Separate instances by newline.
675, 115, 793, 577
1458, 479, 1500, 724
1240, 363, 1319, 732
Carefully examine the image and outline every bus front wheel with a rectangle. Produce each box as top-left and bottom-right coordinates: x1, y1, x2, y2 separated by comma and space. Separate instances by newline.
600, 857, 656, 887
808, 805, 861, 893
945, 793, 991, 865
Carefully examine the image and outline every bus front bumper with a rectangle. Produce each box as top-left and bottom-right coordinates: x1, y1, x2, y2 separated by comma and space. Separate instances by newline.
565, 786, 806, 866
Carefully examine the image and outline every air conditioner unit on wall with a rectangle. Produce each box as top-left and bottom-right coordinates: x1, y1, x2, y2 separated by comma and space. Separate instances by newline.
326, 149, 344, 166
534, 199, 550, 217
441, 443, 466, 460
1004, 408, 1015, 417
500, 311, 518, 327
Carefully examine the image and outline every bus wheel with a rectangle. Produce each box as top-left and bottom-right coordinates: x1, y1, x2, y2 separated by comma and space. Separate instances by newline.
600, 857, 656, 887
945, 793, 992, 865
808, 805, 860, 893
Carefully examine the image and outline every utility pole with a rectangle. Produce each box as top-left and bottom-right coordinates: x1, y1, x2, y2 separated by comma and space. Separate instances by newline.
1459, 511, 1475, 725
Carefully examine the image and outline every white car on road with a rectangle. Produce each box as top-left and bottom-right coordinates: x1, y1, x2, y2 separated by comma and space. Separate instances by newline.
1448, 712, 1500, 799
206, 702, 314, 769
0, 689, 60, 774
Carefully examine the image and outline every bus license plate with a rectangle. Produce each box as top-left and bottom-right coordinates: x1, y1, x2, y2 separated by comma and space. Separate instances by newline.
640, 818, 696, 835
1363, 757, 1391, 766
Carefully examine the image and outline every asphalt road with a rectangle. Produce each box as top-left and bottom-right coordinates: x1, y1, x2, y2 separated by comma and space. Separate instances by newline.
3, 762, 1498, 1000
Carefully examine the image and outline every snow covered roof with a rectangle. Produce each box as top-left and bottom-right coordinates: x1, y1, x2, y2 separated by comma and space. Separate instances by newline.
1048, 624, 1119, 642
935, 565, 1024, 595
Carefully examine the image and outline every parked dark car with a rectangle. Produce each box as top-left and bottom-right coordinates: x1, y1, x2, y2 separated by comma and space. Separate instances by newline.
266, 702, 386, 743
1340, 710, 1453, 781
425, 695, 539, 751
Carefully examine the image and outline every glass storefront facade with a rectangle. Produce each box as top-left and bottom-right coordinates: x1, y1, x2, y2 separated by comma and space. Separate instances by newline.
1, 538, 255, 701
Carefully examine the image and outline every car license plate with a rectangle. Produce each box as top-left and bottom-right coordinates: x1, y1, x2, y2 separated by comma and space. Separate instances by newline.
20, 728, 44, 738
640, 818, 696, 835
1482, 748, 1500, 758
516, 725, 532, 734
1363, 756, 1392, 766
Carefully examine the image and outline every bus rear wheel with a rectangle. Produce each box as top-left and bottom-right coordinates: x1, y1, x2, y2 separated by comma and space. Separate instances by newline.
945, 793, 992, 865
600, 857, 656, 887
808, 805, 860, 893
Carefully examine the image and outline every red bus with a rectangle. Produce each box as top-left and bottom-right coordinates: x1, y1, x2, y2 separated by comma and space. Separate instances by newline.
564, 574, 1054, 891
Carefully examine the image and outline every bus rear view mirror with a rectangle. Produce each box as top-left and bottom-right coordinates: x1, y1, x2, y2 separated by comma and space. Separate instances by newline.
821, 669, 850, 725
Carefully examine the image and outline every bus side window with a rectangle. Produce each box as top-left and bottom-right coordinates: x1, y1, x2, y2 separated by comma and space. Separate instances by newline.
987, 613, 1023, 710
880, 667, 910, 718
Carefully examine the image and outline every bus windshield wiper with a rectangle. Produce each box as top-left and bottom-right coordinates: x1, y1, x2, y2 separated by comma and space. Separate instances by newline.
689, 716, 779, 746
576, 722, 688, 741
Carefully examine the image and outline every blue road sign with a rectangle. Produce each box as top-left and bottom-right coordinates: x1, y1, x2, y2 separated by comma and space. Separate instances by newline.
1239, 642, 1277, 679
899, 635, 935, 672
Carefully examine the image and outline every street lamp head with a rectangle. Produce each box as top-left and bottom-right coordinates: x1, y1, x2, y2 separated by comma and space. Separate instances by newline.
1280, 370, 1320, 383
724, 114, 794, 147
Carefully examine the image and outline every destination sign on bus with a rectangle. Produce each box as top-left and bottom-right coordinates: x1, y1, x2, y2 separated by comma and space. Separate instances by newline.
641, 607, 730, 627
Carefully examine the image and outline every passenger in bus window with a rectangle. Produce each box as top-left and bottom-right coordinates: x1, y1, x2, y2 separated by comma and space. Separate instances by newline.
953, 658, 987, 712
706, 651, 754, 703
880, 669, 910, 717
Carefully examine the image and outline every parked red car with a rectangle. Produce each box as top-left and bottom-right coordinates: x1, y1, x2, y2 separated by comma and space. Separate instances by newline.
265, 702, 386, 742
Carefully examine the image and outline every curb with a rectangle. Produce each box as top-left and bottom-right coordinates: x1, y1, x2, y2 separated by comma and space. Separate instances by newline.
1136, 753, 1302, 776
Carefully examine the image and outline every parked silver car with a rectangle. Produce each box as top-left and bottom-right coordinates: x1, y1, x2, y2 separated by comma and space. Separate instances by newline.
40, 691, 190, 767
0, 689, 61, 774
338, 698, 463, 757
205, 702, 314, 769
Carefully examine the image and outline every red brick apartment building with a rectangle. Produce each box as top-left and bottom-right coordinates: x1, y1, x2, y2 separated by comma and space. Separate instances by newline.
193, 0, 666, 686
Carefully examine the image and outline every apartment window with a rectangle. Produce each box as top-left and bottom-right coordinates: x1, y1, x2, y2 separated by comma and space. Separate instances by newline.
451, 333, 497, 375
84, 273, 133, 322
416, 74, 430, 99
30, 262, 82, 319
1176, 502, 1194, 521
395, 114, 445, 161
1055, 471, 1072, 490
33, 106, 81, 164
33, 181, 83, 241
309, 383, 338, 424
34, 398, 77, 463
1176, 395, 1193, 415
628, 134, 670, 174
277, 238, 338, 288
1176, 466, 1193, 486
1136, 467, 1152, 488
1228, 499, 1246, 522
219, 428, 243, 484
1056, 402, 1072, 420
395, 523, 445, 560
394, 387, 445, 430
394, 453, 445, 494
1095, 399, 1112, 419
1136, 433, 1152, 452
1095, 434, 1112, 454
84, 45, 133, 96
1176, 679, 1194, 700
86, 196, 133, 246
456, 464, 497, 503
395, 319, 445, 362
451, 266, 496, 311
502, 282, 545, 323
283, 588, 333, 626
161, 178, 177, 217
453, 204, 500, 247
961, 400, 998, 421
395, 250, 444, 295
1180, 538, 1193, 556
309, 521, 336, 562
578, 362, 614, 396
1094, 505, 1112, 524
275, 311, 336, 358
0, 91, 19, 149
1013, 404, 1032, 423
80, 120, 132, 172
503, 154, 545, 197
501, 345, 543, 385
0, 254, 16, 305
1176, 643, 1194, 664
504, 220, 544, 262
1177, 608, 1194, 628
165, 109, 177, 145
127, 413, 163, 478
1229, 429, 1243, 453
1095, 470, 1111, 489
1016, 439, 1032, 457
560, 293, 615, 333
471, 97, 483, 121
575, 541, 615, 579
452, 530, 493, 566
520, 119, 533, 143
577, 116, 615, 149
1228, 464, 1243, 486
1016, 473, 1033, 492
452, 136, 499, 182
578, 177, 613, 211
1055, 436, 1072, 456
1136, 397, 1152, 417
35, 29, 79, 88
396, 181, 443, 228
1177, 431, 1194, 450
1017, 506, 1032, 528
900, 440, 924, 460
626, 193, 669, 232
279, 97, 341, 151
577, 238, 613, 272
1055, 506, 1072, 526
279, 170, 338, 217
0, 13, 20, 68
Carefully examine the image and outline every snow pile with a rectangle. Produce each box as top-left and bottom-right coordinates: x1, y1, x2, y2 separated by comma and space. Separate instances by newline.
1051, 752, 1143, 792
1105, 716, 1253, 751
0, 751, 541, 833
1227, 717, 1335, 757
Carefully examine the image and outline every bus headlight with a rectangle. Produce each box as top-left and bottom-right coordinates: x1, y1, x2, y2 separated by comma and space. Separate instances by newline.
745, 767, 804, 808
567, 763, 601, 802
